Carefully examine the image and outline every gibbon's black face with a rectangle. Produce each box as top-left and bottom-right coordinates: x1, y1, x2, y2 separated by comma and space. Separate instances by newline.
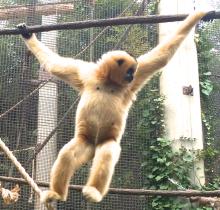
100, 51, 137, 86
116, 58, 136, 83
124, 66, 136, 83
114, 57, 137, 85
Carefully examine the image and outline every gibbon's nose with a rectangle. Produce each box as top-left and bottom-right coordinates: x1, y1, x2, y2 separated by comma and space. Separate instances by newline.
124, 67, 135, 82
124, 74, 134, 82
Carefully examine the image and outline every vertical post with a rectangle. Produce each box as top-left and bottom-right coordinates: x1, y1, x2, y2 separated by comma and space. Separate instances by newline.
159, 0, 205, 186
89, 0, 95, 61
35, 15, 58, 210
87, 3, 95, 209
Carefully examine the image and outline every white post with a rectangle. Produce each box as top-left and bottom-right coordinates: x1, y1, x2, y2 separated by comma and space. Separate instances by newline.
159, 0, 205, 186
35, 14, 58, 210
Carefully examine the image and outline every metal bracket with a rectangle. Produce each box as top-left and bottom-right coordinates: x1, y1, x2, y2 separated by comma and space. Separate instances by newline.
183, 85, 193, 96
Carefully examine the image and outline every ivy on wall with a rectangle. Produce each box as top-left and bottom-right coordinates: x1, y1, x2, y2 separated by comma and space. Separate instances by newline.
139, 76, 198, 210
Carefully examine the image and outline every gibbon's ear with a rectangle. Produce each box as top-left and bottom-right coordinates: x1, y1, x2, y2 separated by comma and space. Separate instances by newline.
116, 59, 124, 66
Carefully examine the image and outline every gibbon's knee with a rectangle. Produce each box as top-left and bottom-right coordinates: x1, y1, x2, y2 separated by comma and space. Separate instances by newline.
50, 139, 94, 183
49, 139, 94, 200
89, 141, 121, 188
97, 141, 121, 165
83, 141, 121, 202
56, 139, 94, 168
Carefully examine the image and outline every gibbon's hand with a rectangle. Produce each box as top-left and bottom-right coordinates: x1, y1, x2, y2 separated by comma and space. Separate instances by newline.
17, 23, 33, 39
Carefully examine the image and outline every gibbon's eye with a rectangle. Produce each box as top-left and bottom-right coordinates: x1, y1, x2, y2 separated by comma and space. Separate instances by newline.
116, 59, 124, 66
124, 67, 135, 82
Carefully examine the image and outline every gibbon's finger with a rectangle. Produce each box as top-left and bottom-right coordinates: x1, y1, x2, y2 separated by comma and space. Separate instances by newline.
16, 23, 33, 39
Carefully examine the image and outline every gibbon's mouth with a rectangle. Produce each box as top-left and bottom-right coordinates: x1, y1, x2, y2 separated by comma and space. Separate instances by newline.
124, 67, 135, 82
124, 74, 134, 82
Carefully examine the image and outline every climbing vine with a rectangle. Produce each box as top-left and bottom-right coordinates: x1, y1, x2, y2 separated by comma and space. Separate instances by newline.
138, 75, 198, 209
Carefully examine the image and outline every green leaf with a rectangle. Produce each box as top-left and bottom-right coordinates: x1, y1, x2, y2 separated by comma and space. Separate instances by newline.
157, 157, 166, 163
142, 110, 150, 117
203, 71, 212, 76
183, 154, 193, 162
160, 185, 168, 190
141, 162, 148, 167
155, 175, 164, 181
148, 174, 154, 179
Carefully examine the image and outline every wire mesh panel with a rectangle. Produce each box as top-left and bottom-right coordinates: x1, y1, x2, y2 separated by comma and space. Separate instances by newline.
0, 0, 156, 209
198, 19, 220, 181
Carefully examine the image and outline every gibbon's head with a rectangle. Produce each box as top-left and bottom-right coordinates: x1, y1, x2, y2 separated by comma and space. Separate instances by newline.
98, 50, 137, 86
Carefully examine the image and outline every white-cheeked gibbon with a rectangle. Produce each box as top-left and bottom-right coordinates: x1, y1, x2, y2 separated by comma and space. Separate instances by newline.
17, 10, 211, 203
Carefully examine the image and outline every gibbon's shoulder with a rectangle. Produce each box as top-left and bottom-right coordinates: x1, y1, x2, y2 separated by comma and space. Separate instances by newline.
71, 59, 97, 84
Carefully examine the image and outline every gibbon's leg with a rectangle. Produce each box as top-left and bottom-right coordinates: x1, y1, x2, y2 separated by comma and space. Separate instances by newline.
40, 137, 95, 203
83, 140, 121, 202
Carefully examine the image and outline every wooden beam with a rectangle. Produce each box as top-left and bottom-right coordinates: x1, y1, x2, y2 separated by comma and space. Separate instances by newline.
0, 3, 74, 20
1, 176, 220, 197
0, 11, 219, 36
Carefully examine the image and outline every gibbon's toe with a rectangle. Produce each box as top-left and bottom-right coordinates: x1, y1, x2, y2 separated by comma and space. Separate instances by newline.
40, 190, 64, 204
82, 186, 103, 202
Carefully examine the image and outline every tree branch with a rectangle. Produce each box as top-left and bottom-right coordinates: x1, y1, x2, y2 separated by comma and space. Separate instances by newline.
0, 3, 74, 20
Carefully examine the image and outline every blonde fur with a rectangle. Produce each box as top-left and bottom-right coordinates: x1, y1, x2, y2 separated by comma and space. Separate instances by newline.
21, 10, 209, 203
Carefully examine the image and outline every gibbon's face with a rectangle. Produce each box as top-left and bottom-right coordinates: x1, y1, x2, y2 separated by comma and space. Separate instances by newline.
100, 51, 137, 86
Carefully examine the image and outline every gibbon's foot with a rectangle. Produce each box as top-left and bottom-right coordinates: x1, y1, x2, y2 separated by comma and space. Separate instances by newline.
40, 190, 65, 204
82, 186, 103, 202
17, 23, 32, 39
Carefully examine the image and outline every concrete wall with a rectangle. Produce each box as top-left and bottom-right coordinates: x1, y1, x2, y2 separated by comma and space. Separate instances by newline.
159, 0, 205, 186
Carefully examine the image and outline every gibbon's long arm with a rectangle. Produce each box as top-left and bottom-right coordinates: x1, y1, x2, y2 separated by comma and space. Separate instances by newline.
130, 10, 210, 93
18, 24, 92, 91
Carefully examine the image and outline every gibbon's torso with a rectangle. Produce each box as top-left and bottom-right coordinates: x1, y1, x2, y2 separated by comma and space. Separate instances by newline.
75, 79, 135, 145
